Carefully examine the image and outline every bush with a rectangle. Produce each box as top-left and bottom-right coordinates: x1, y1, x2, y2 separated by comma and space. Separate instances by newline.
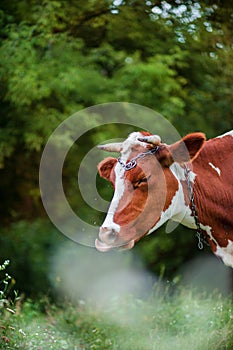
0, 220, 65, 297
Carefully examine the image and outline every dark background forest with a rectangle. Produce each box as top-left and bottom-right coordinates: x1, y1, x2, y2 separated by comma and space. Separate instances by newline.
0, 0, 233, 298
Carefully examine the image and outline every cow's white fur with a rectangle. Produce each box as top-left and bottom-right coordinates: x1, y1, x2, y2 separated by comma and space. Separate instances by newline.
101, 161, 124, 233
217, 130, 233, 138
101, 132, 147, 232
199, 224, 218, 246
208, 162, 221, 176
169, 164, 197, 228
216, 240, 233, 267
148, 182, 189, 233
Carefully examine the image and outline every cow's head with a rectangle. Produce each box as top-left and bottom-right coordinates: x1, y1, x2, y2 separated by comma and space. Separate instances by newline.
95, 131, 205, 252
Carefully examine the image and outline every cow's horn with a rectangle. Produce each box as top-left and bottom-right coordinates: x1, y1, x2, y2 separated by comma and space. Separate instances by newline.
137, 135, 161, 145
97, 142, 123, 152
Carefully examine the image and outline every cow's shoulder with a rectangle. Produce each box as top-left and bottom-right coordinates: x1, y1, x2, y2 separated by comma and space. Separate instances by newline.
197, 130, 233, 161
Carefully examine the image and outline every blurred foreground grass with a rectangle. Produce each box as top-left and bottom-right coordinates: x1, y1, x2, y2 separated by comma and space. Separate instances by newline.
0, 287, 232, 350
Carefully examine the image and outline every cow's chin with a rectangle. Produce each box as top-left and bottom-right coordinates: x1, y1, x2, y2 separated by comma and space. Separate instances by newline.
95, 238, 135, 252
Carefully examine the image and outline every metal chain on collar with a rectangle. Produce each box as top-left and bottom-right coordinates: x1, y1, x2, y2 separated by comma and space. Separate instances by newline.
184, 164, 209, 250
117, 146, 159, 171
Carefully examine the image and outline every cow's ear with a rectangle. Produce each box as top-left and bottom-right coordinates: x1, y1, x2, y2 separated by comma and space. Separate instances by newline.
169, 132, 206, 164
98, 157, 117, 181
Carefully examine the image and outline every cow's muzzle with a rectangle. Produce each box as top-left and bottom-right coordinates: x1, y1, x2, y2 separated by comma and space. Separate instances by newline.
99, 226, 118, 244
95, 226, 135, 252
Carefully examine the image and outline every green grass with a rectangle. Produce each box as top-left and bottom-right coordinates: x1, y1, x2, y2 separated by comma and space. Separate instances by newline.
0, 288, 232, 350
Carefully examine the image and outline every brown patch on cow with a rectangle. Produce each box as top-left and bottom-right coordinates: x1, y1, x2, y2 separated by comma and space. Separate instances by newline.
113, 165, 150, 227
180, 179, 190, 206
163, 167, 179, 210
140, 131, 153, 137
192, 135, 233, 249
154, 145, 174, 167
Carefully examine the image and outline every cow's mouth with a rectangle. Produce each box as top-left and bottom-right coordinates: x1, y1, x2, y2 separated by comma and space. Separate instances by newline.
95, 238, 135, 252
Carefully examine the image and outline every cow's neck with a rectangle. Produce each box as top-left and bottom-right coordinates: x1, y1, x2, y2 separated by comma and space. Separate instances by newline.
169, 163, 197, 228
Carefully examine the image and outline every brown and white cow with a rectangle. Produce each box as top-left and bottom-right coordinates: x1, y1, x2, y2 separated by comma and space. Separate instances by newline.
95, 131, 233, 268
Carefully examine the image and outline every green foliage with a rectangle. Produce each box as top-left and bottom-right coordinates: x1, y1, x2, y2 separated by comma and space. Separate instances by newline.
0, 0, 232, 296
0, 288, 233, 349
134, 225, 197, 277
113, 49, 187, 119
1, 0, 231, 165
0, 260, 12, 305
0, 220, 65, 296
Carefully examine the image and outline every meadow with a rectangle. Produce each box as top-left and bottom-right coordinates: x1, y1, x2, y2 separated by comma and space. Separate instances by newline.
1, 260, 232, 350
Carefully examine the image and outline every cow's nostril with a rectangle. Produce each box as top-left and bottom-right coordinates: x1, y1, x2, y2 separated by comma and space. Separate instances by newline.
108, 230, 117, 242
99, 227, 118, 244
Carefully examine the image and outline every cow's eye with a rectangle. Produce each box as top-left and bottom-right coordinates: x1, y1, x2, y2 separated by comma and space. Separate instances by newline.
133, 177, 148, 189
138, 177, 147, 184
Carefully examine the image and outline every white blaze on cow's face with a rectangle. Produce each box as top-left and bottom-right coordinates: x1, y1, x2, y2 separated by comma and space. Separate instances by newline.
95, 131, 206, 252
